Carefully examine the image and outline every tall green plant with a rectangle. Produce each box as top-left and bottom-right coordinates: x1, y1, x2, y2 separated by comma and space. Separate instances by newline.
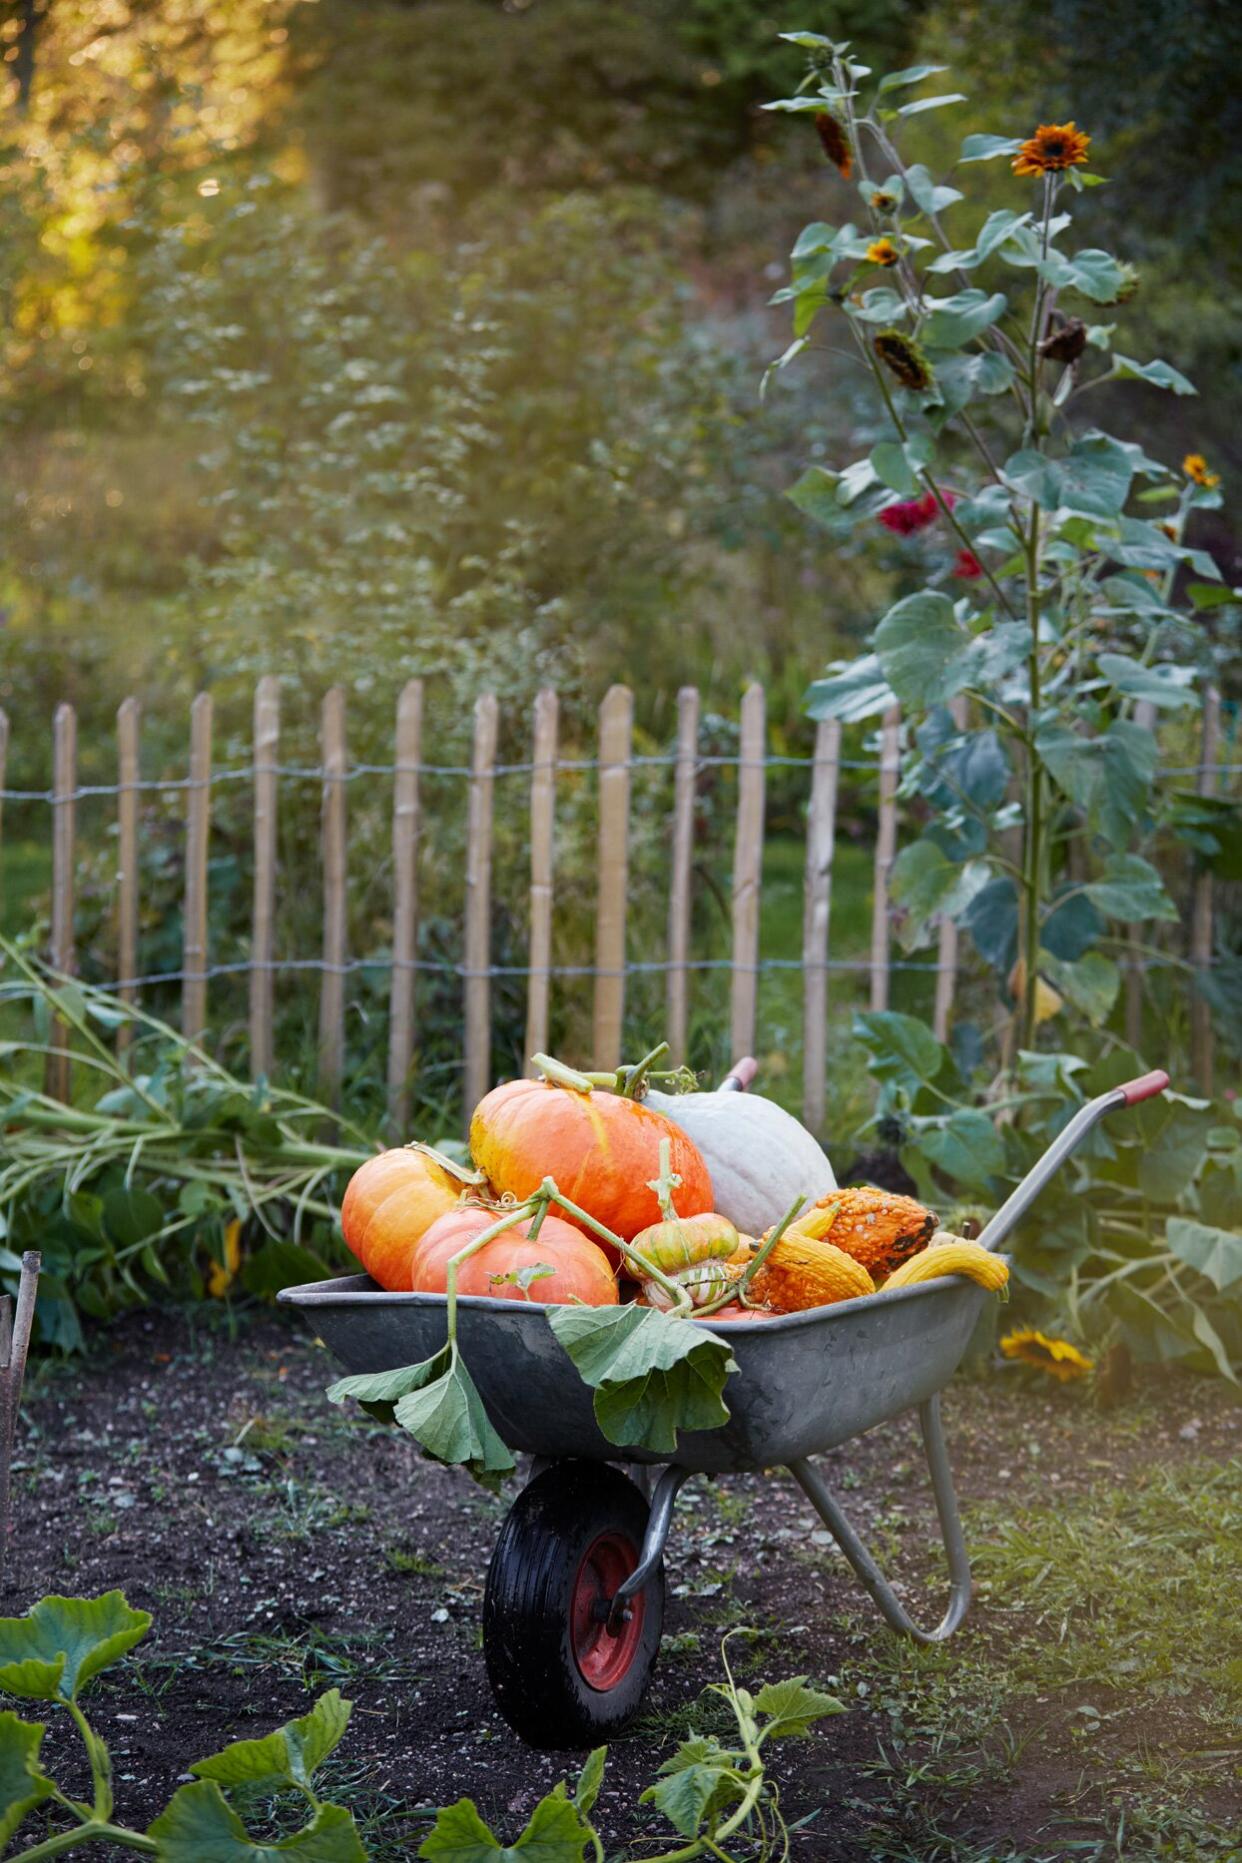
766, 36, 1241, 1372
769, 35, 1234, 1063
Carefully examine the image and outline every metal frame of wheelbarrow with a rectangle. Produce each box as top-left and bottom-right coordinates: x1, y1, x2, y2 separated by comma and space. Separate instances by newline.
601, 1067, 1170, 1645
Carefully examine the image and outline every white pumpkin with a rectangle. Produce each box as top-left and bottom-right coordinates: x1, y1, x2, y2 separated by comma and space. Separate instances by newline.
643, 1086, 836, 1236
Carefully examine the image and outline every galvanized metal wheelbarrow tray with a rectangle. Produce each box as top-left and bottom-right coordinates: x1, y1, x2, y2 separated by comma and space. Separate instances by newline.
279, 1068, 1167, 1746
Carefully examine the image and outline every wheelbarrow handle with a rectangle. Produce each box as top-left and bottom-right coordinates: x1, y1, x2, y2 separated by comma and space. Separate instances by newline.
718, 1056, 758, 1092
975, 1068, 1169, 1253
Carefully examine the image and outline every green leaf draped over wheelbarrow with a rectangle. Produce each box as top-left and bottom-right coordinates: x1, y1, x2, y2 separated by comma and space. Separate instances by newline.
547, 1306, 738, 1454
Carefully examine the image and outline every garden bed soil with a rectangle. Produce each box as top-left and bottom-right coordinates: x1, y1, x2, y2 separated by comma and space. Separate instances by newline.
4, 1307, 1239, 1859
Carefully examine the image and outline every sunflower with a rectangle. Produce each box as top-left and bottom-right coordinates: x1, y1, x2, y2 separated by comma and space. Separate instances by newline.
1012, 121, 1091, 177
871, 188, 899, 213
1183, 452, 1221, 489
1000, 1328, 1094, 1382
814, 112, 853, 178
866, 237, 900, 267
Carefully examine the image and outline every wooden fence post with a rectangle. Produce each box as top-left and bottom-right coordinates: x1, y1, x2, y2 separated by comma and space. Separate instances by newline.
802, 717, 840, 1132
386, 678, 423, 1133
318, 687, 348, 1105
524, 687, 558, 1074
46, 703, 76, 1101
115, 699, 140, 1053
463, 694, 499, 1122
593, 685, 632, 1072
1125, 699, 1158, 1050
730, 684, 766, 1063
932, 695, 968, 1042
870, 705, 901, 1013
181, 693, 213, 1042
1190, 687, 1221, 1092
250, 678, 280, 1081
666, 686, 699, 1068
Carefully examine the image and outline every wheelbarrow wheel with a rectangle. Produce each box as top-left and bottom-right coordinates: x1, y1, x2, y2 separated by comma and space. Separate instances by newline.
483, 1459, 664, 1748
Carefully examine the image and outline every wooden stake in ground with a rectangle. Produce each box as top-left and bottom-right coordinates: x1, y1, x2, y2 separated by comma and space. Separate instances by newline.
0, 1252, 40, 1586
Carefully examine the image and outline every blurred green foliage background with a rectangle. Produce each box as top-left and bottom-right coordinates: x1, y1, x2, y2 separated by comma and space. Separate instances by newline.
0, 0, 1236, 1121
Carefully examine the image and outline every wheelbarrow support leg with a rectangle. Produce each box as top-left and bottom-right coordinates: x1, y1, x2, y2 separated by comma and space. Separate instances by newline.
787, 1394, 971, 1644
608, 1464, 691, 1626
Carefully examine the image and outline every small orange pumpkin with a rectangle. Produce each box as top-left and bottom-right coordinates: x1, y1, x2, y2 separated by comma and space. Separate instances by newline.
341, 1146, 477, 1291
410, 1208, 618, 1307
469, 1079, 713, 1256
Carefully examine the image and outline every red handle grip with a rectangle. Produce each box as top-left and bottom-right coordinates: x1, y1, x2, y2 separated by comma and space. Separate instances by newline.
720, 1056, 758, 1093
1117, 1068, 1170, 1105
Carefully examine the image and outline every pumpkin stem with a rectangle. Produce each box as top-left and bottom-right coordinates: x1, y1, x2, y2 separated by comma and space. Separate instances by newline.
444, 1195, 540, 1342
617, 1042, 670, 1099
539, 1174, 693, 1314
646, 1137, 684, 1222
530, 1053, 596, 1094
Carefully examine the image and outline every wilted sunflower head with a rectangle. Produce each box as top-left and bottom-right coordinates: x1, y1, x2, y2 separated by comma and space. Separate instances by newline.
815, 112, 853, 178
1000, 1328, 1094, 1382
871, 188, 899, 212
1183, 452, 1221, 489
1012, 121, 1091, 177
873, 328, 933, 392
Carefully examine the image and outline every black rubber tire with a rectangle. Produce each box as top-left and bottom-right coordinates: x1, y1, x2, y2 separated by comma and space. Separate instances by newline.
482, 1460, 665, 1749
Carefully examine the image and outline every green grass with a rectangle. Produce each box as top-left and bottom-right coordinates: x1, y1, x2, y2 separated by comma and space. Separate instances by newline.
0, 840, 51, 938
836, 1457, 1242, 1859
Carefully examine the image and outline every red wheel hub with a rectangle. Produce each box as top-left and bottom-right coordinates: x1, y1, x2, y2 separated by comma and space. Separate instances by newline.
569, 1531, 645, 1691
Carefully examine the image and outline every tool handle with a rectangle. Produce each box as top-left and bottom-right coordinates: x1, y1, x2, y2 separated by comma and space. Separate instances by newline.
719, 1056, 758, 1093
1116, 1068, 1169, 1105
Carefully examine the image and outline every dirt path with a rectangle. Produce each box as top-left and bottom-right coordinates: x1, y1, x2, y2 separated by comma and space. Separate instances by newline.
4, 1309, 1238, 1859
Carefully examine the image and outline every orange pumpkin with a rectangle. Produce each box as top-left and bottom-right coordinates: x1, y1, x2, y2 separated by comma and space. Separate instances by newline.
469, 1080, 714, 1257
341, 1147, 474, 1291
410, 1208, 617, 1307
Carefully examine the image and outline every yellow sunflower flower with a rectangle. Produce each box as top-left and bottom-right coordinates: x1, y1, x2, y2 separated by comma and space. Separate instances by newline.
1182, 452, 1221, 489
1012, 122, 1091, 177
866, 237, 900, 267
1000, 1328, 1094, 1381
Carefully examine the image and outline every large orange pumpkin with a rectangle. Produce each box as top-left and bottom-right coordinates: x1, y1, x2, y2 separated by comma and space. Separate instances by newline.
341, 1147, 473, 1291
410, 1208, 617, 1306
469, 1079, 714, 1256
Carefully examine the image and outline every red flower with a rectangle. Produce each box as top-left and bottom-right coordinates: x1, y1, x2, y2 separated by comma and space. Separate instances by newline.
877, 493, 938, 535
953, 549, 984, 579
876, 489, 957, 537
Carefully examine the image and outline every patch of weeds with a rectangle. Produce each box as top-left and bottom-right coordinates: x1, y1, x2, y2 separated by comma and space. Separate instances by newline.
384, 1544, 444, 1578
836, 1458, 1242, 1855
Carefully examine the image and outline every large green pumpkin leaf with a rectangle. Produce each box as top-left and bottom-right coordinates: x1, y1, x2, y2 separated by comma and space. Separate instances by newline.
393, 1347, 516, 1490
419, 1784, 595, 1861
1165, 1220, 1242, 1294
150, 1783, 368, 1861
547, 1306, 736, 1454
914, 1109, 1006, 1190
753, 1677, 846, 1740
0, 1593, 151, 1703
191, 1691, 351, 1792
0, 1713, 53, 1846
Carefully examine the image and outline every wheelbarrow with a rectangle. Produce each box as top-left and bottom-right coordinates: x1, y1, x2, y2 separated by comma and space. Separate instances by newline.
279, 1066, 1168, 1748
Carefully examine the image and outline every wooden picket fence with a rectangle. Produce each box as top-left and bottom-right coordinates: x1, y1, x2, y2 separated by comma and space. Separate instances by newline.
0, 679, 1229, 1128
